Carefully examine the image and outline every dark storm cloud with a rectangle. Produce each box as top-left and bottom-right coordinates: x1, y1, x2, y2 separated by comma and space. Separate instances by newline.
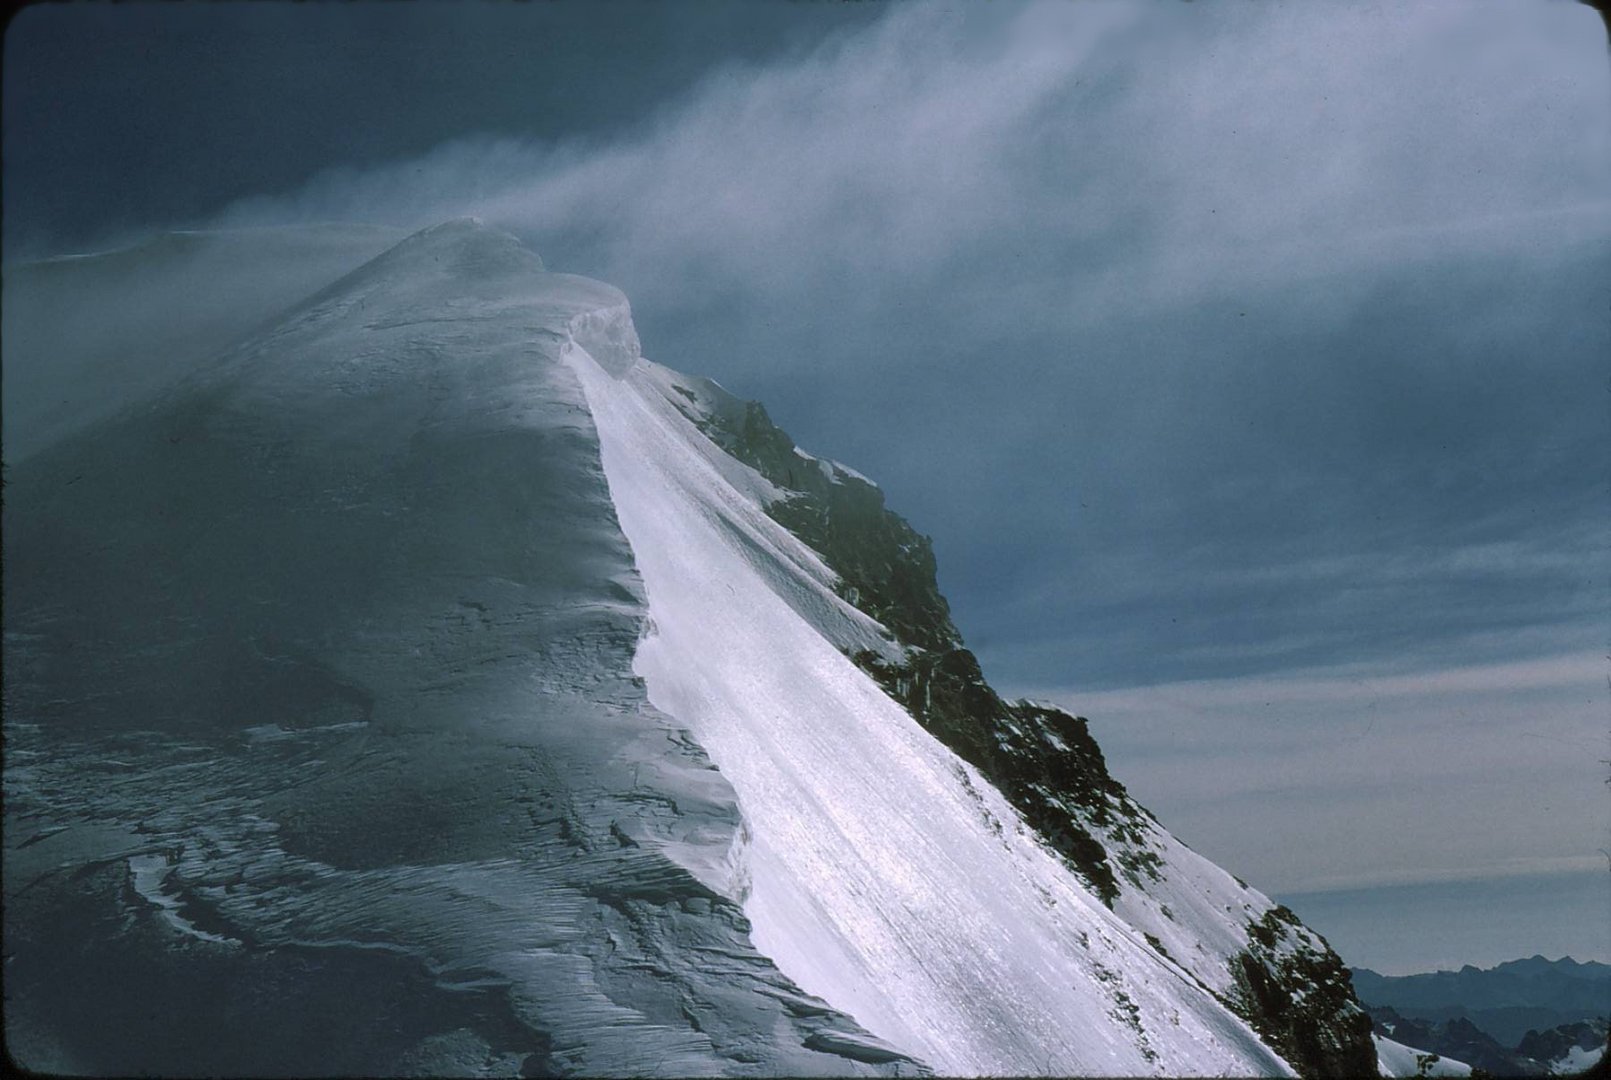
1, 0, 884, 258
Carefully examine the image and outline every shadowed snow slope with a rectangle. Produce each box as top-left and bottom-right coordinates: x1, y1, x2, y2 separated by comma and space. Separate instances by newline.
5, 221, 1354, 1077
3, 220, 916, 1078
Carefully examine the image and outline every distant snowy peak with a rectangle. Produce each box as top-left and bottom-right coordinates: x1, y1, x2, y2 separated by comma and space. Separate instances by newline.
1352, 958, 1611, 1049
1374, 1034, 1473, 1078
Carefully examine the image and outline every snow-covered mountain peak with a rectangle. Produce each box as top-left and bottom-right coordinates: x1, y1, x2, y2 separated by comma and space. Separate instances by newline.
360, 215, 544, 274
155, 221, 647, 451
4, 221, 1377, 1078
331, 218, 643, 377
283, 218, 617, 325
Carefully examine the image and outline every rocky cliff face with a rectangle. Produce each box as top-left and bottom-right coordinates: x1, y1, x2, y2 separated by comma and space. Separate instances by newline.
684, 386, 1378, 1079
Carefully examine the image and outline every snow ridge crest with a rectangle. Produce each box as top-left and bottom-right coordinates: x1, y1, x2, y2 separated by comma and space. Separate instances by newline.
568, 303, 642, 378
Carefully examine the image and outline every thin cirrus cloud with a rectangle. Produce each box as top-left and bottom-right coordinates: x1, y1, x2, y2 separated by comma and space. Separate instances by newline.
1048, 649, 1606, 890
213, 1, 1608, 318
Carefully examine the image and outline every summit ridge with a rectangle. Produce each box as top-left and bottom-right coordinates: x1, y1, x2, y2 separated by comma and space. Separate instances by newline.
4, 220, 1376, 1078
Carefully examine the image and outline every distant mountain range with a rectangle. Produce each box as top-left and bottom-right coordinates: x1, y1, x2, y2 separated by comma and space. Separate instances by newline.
1353, 957, 1608, 1076
1351, 956, 1610, 1046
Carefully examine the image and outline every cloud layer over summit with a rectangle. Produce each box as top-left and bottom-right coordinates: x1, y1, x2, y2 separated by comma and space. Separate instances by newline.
206, 2, 1607, 679
7, 1, 1608, 970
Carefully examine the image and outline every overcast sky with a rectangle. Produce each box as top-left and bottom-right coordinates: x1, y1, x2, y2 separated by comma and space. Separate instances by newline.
6, 0, 1607, 973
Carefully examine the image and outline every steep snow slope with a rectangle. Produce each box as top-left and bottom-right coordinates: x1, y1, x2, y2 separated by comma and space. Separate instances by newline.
565, 347, 1293, 1076
646, 371, 1377, 1077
